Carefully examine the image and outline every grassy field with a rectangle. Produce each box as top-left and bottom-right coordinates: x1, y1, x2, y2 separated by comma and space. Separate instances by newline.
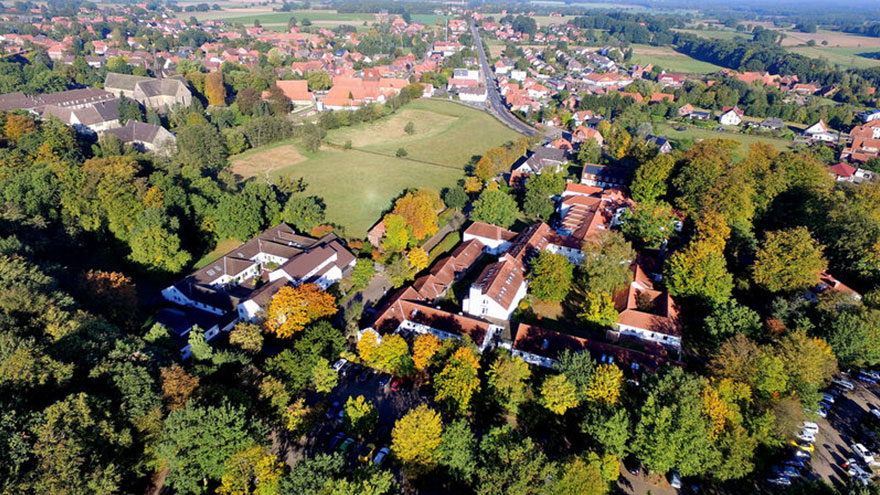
654, 123, 794, 157
672, 28, 750, 42
229, 99, 520, 237
193, 238, 241, 269
786, 45, 880, 69
630, 44, 723, 74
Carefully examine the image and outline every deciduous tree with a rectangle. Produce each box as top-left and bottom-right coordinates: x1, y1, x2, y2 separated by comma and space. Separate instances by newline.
487, 353, 532, 413
230, 322, 264, 353
217, 444, 283, 495
752, 227, 827, 293
408, 246, 429, 271
344, 395, 378, 437
413, 333, 441, 371
391, 404, 443, 472
437, 418, 477, 482
205, 70, 226, 106
665, 239, 733, 307
264, 284, 337, 338
585, 363, 623, 405
541, 373, 579, 415
160, 365, 199, 411
528, 251, 574, 303
435, 346, 481, 415
470, 189, 520, 228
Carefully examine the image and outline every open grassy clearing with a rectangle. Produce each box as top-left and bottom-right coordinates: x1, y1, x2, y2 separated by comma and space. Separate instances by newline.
630, 44, 723, 74
654, 122, 794, 157
780, 29, 880, 48
786, 45, 880, 69
229, 99, 519, 236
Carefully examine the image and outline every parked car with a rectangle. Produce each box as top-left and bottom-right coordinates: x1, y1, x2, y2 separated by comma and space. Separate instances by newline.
863, 370, 880, 381
833, 378, 855, 391
797, 431, 816, 443
791, 440, 815, 452
339, 362, 354, 378
767, 475, 791, 486
339, 437, 355, 453
390, 377, 403, 392
870, 408, 880, 421
669, 469, 682, 489
332, 358, 348, 373
349, 364, 363, 379
623, 455, 641, 476
793, 449, 812, 460
843, 458, 872, 485
822, 393, 836, 404
784, 459, 807, 470
858, 371, 878, 383
328, 432, 346, 450
772, 465, 800, 479
358, 368, 372, 383
325, 401, 341, 420
373, 447, 391, 466
358, 443, 376, 463
801, 421, 819, 435
852, 443, 875, 465
378, 374, 392, 389
817, 405, 829, 418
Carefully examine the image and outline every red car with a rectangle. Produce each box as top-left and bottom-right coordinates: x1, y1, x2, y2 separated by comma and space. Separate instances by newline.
390, 377, 403, 392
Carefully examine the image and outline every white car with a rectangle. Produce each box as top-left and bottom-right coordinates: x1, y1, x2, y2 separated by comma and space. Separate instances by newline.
853, 443, 875, 465
871, 408, 880, 420
332, 358, 348, 373
797, 431, 816, 443
822, 393, 836, 404
801, 421, 819, 435
844, 458, 872, 486
833, 378, 855, 391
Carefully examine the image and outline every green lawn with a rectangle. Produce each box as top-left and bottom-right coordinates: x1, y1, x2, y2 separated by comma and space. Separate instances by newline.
786, 45, 880, 69
193, 238, 241, 269
629, 44, 723, 74
654, 123, 794, 157
230, 99, 520, 237
672, 28, 750, 42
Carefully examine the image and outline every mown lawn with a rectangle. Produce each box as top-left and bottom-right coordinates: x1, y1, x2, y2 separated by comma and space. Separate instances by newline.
630, 44, 723, 74
654, 122, 794, 157
230, 99, 520, 237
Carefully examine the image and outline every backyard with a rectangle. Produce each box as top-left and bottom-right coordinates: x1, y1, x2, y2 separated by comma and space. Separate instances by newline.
654, 122, 795, 157
228, 99, 521, 237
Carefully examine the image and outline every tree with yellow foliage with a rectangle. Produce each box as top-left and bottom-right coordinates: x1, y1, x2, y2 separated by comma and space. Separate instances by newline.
463, 176, 483, 194
541, 373, 579, 415
372, 334, 413, 375
392, 404, 443, 473
435, 346, 481, 415
392, 189, 440, 241
216, 444, 283, 495
345, 395, 378, 437
357, 330, 380, 365
413, 333, 441, 371
204, 70, 227, 106
381, 213, 410, 252
408, 246, 429, 271
578, 291, 619, 328
4, 113, 37, 144
263, 284, 337, 338
585, 363, 624, 405
283, 398, 309, 434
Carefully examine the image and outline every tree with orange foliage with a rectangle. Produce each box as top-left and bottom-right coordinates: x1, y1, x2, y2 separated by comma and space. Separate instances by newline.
264, 284, 337, 338
4, 113, 37, 143
413, 333, 441, 371
392, 189, 441, 241
204, 70, 227, 106
160, 364, 200, 410
77, 270, 138, 328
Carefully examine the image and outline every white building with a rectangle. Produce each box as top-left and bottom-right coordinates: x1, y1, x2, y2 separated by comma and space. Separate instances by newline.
462, 256, 528, 320
718, 106, 743, 126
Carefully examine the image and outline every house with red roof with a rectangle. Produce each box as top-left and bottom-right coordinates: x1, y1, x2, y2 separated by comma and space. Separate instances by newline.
719, 106, 744, 126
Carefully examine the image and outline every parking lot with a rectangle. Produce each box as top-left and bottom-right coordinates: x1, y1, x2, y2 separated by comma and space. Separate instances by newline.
808, 374, 880, 487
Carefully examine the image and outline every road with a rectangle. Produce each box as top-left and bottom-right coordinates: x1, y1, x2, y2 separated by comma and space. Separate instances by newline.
470, 22, 538, 136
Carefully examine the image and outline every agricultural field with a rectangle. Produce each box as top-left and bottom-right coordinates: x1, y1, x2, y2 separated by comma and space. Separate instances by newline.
786, 45, 880, 69
629, 44, 724, 74
672, 28, 750, 42
229, 99, 520, 236
654, 122, 794, 157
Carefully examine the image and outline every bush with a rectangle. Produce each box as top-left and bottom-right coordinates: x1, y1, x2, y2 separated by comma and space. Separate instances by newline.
396, 148, 408, 157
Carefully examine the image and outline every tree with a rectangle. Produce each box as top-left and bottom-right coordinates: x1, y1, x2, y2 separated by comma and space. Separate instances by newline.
557, 350, 595, 399
404, 121, 416, 135
577, 138, 601, 164
176, 122, 227, 170
619, 201, 677, 248
585, 363, 623, 405
437, 418, 477, 482
161, 365, 200, 411
666, 239, 733, 307
578, 230, 635, 294
487, 353, 532, 413
396, 147, 408, 157
217, 444, 283, 495
777, 329, 837, 396
704, 299, 761, 338
631, 153, 675, 203
236, 87, 261, 115
551, 456, 606, 495
391, 404, 443, 472
281, 195, 325, 233
578, 291, 618, 328
523, 171, 565, 220
413, 333, 441, 371
312, 357, 338, 393
581, 406, 630, 457
370, 334, 413, 375
76, 270, 137, 329
279, 453, 344, 495
158, 401, 263, 495
444, 186, 468, 209
283, 399, 310, 433
471, 189, 520, 228
264, 284, 337, 338
392, 189, 441, 241
408, 247, 429, 271
4, 113, 37, 143
475, 425, 555, 495
265, 85, 290, 116
823, 308, 880, 367
381, 214, 411, 252
528, 251, 574, 303
541, 373, 579, 415
215, 181, 282, 241
753, 227, 827, 293
350, 259, 375, 291
205, 70, 226, 106
435, 346, 481, 415
344, 395, 378, 437
230, 322, 264, 353
306, 70, 331, 91
128, 208, 191, 273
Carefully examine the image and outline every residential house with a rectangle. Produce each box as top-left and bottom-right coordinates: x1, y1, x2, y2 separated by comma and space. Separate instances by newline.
556, 184, 631, 243
102, 121, 176, 155
463, 222, 516, 255
718, 106, 744, 126
805, 271, 862, 303
649, 92, 674, 104
572, 125, 604, 146
42, 98, 119, 134
610, 259, 682, 350
274, 79, 313, 106
458, 86, 488, 103
581, 163, 630, 189
161, 224, 355, 322
646, 135, 672, 154
804, 119, 836, 142
842, 122, 880, 162
657, 72, 685, 89
757, 117, 785, 131
828, 162, 874, 183
509, 146, 567, 187
104, 73, 192, 110
462, 255, 528, 320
